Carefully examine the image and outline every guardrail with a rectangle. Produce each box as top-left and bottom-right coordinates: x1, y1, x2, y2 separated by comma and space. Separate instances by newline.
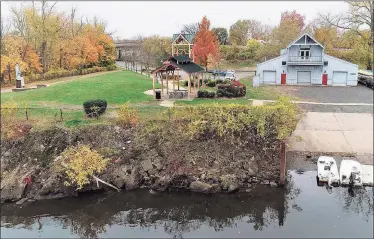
288, 56, 322, 63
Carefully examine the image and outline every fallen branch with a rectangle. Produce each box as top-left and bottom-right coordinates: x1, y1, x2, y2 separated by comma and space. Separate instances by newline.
92, 175, 120, 192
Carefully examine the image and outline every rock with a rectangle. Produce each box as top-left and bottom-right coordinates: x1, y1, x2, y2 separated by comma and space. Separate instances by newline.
251, 177, 259, 183
54, 156, 62, 162
16, 198, 28, 205
245, 189, 252, 193
4, 151, 11, 157
151, 176, 171, 192
113, 177, 126, 189
1, 182, 26, 202
140, 160, 153, 172
227, 183, 239, 193
270, 182, 278, 187
124, 166, 143, 190
264, 180, 270, 185
152, 158, 163, 171
190, 181, 220, 194
40, 145, 45, 151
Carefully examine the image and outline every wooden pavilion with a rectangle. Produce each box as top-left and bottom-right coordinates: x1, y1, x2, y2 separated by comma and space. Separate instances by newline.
151, 55, 204, 99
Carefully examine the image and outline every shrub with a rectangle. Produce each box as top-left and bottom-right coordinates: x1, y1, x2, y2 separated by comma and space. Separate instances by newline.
223, 79, 232, 84
197, 90, 216, 98
206, 80, 217, 87
216, 79, 223, 84
169, 97, 297, 141
1, 101, 32, 140
217, 83, 246, 98
83, 99, 107, 119
106, 64, 117, 71
59, 145, 110, 190
117, 102, 139, 127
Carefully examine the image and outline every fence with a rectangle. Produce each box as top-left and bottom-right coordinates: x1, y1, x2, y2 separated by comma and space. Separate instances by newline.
1, 105, 174, 128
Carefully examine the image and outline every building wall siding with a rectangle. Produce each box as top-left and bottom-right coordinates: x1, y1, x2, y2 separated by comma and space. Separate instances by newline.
323, 55, 358, 86
256, 34, 358, 87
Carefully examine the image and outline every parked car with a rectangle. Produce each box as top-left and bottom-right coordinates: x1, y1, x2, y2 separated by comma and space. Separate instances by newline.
227, 70, 235, 74
358, 73, 374, 90
212, 70, 227, 76
224, 72, 236, 81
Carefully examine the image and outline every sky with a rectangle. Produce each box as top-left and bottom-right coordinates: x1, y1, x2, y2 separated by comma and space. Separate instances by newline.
1, 1, 349, 39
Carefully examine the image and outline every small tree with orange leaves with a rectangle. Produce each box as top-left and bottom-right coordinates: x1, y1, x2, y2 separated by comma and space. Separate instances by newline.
192, 16, 220, 71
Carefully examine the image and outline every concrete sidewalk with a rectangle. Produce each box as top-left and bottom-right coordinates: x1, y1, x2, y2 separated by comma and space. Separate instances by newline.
288, 112, 373, 164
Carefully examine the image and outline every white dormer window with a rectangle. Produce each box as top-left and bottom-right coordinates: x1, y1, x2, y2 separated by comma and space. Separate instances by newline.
299, 49, 310, 59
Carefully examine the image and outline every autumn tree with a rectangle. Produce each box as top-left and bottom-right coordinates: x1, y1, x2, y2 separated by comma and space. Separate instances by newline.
229, 20, 249, 45
193, 16, 220, 71
281, 10, 306, 31
212, 27, 228, 45
319, 1, 373, 71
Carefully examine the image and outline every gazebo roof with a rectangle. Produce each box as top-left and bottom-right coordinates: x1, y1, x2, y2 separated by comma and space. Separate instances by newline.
152, 55, 204, 74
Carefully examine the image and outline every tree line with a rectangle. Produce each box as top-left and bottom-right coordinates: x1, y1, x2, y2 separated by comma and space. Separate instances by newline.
180, 1, 372, 70
1, 1, 116, 85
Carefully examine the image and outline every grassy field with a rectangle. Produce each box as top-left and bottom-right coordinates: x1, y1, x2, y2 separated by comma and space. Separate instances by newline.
1, 70, 159, 107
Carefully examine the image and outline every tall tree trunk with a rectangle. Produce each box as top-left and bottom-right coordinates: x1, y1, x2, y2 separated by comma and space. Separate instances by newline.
41, 41, 47, 74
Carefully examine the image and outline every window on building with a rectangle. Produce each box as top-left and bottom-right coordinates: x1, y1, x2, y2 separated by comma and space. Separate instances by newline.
299, 49, 310, 59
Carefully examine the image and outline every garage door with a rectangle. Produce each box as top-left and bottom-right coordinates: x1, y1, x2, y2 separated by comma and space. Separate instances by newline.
297, 71, 311, 84
263, 71, 276, 84
332, 71, 347, 85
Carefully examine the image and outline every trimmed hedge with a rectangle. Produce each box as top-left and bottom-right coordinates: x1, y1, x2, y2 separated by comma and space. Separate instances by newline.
197, 90, 216, 98
83, 99, 108, 119
217, 83, 246, 98
206, 80, 217, 87
23, 65, 117, 83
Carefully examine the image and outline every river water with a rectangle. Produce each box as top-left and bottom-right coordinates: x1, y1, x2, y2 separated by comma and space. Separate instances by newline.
1, 171, 373, 238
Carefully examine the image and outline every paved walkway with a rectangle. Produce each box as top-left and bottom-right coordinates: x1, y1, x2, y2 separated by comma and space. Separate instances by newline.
288, 112, 373, 164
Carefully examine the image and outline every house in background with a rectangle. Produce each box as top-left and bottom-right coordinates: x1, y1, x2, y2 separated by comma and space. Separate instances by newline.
256, 33, 358, 86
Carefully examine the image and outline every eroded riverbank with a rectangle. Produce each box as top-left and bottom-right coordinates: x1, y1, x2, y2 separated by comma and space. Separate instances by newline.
1, 171, 373, 238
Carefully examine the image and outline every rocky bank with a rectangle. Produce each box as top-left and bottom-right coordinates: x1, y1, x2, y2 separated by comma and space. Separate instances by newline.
1, 124, 281, 203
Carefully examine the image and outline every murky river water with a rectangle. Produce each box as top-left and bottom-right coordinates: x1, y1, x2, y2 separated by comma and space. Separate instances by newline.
1, 171, 373, 238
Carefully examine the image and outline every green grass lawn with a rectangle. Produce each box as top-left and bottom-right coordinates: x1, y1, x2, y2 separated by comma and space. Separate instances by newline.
1, 70, 159, 107
175, 76, 281, 106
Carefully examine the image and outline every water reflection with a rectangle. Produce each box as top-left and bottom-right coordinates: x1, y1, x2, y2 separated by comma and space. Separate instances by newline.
1, 171, 373, 238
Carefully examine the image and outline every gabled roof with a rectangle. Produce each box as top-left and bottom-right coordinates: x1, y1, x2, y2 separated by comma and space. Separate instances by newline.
287, 33, 324, 49
172, 33, 195, 44
170, 55, 191, 63
152, 55, 204, 74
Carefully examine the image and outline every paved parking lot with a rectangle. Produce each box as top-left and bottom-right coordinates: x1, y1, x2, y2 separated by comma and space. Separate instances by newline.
282, 84, 373, 104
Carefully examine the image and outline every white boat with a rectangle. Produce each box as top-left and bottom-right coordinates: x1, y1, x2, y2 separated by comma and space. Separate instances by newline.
340, 159, 363, 187
361, 165, 373, 187
317, 156, 340, 186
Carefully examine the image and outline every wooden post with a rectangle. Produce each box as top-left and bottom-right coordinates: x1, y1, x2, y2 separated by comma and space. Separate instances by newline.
161, 72, 164, 97
152, 74, 156, 99
193, 73, 197, 96
202, 72, 205, 87
166, 71, 169, 94
172, 70, 175, 91
279, 141, 286, 186
188, 73, 191, 94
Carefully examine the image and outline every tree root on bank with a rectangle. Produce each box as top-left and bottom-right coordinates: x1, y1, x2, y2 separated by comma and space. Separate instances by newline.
92, 175, 120, 192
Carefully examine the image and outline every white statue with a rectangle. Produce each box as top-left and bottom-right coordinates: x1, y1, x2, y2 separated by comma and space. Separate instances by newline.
15, 63, 25, 88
